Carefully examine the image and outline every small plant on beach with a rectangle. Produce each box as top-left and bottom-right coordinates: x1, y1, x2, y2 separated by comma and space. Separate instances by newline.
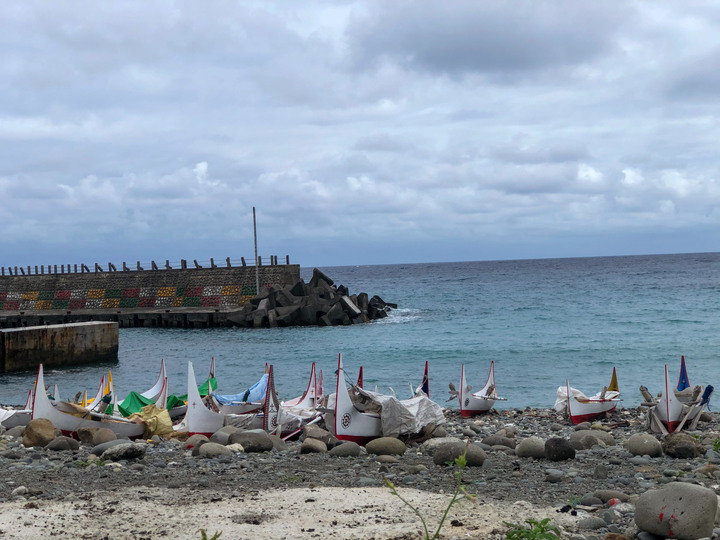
196, 529, 222, 540
504, 517, 561, 540
712, 438, 720, 452
384, 448, 475, 540
280, 474, 301, 483
73, 458, 106, 468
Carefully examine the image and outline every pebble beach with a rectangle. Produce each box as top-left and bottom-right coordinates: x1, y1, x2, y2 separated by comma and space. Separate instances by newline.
2, 405, 720, 540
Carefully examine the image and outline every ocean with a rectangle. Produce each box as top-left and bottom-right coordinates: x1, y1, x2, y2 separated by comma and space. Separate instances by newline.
1, 252, 718, 411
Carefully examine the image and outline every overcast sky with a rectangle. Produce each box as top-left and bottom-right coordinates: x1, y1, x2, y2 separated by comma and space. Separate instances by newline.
1, 1, 719, 268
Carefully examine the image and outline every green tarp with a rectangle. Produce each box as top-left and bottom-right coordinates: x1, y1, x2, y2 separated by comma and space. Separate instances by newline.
163, 377, 217, 413
118, 391, 156, 417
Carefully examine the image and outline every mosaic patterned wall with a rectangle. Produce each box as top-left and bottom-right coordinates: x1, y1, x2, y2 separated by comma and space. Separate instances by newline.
0, 266, 299, 313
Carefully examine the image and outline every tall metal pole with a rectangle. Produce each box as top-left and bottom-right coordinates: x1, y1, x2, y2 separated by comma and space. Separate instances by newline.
253, 206, 259, 294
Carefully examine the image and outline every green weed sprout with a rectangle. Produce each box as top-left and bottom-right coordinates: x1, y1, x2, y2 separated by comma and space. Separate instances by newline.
384, 449, 475, 540
503, 517, 561, 540
197, 529, 222, 540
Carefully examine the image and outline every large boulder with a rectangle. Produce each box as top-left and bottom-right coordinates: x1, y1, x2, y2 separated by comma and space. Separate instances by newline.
198, 442, 233, 458
422, 437, 464, 453
77, 427, 117, 446
209, 425, 240, 446
366, 437, 407, 456
432, 442, 486, 467
268, 434, 288, 451
481, 434, 516, 449
22, 418, 57, 447
46, 436, 81, 451
662, 432, 704, 459
300, 438, 327, 454
101, 442, 147, 461
329, 441, 361, 458
303, 425, 334, 445
89, 438, 131, 457
4, 426, 24, 438
516, 437, 546, 459
229, 430, 273, 452
635, 483, 717, 539
569, 429, 615, 448
184, 434, 209, 449
545, 438, 576, 461
626, 433, 663, 457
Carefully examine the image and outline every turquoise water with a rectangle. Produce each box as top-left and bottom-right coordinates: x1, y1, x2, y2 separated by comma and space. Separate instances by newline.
1, 252, 718, 410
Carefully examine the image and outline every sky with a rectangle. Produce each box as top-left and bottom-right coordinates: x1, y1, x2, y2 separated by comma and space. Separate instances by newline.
1, 1, 719, 269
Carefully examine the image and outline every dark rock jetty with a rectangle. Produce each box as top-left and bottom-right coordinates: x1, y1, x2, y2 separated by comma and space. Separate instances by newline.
227, 268, 396, 328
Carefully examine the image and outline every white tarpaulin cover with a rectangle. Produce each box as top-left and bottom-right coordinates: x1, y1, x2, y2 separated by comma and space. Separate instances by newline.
554, 386, 620, 413
355, 387, 446, 437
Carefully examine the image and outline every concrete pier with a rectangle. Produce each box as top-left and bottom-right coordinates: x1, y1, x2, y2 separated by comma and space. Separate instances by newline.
0, 322, 118, 373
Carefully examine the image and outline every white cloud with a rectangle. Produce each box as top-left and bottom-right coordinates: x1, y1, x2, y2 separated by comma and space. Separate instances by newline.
622, 169, 644, 187
577, 163, 603, 184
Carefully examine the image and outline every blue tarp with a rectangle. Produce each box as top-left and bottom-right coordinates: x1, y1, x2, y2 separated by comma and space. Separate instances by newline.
211, 373, 268, 404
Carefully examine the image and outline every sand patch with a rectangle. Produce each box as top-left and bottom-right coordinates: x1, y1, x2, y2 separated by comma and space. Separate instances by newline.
0, 486, 579, 539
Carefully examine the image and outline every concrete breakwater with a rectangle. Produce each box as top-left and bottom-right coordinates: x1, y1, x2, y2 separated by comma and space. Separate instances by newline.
227, 268, 397, 328
0, 322, 118, 373
0, 259, 299, 329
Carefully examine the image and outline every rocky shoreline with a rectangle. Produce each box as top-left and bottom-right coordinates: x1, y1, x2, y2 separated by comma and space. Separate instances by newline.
2, 406, 720, 539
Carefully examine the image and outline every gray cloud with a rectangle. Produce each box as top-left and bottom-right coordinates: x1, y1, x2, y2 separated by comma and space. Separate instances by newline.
0, 1, 719, 267
346, 0, 631, 77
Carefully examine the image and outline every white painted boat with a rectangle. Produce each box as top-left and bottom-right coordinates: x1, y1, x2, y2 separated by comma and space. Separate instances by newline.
166, 357, 217, 420
652, 360, 713, 433
80, 375, 105, 411
458, 361, 505, 417
261, 365, 280, 432
277, 363, 324, 439
31, 365, 145, 439
173, 361, 225, 437
328, 353, 382, 445
208, 367, 268, 415
0, 389, 33, 428
155, 376, 169, 410
655, 364, 683, 433
174, 361, 287, 436
140, 358, 168, 401
283, 362, 320, 409
565, 367, 620, 424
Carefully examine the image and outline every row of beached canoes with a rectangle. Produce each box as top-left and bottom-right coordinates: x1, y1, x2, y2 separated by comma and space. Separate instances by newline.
556, 355, 714, 434
0, 354, 712, 444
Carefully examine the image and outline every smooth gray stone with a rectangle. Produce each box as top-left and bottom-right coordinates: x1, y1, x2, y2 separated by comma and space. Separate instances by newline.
101, 442, 147, 461
198, 442, 233, 458
626, 433, 663, 457
89, 438, 131, 457
577, 517, 606, 530
516, 437, 546, 459
635, 483, 716, 539
328, 441, 361, 458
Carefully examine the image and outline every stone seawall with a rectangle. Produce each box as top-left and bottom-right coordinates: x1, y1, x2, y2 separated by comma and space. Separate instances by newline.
0, 321, 119, 372
0, 264, 300, 329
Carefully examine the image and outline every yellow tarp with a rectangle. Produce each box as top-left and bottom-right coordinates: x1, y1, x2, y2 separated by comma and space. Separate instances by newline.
128, 404, 174, 437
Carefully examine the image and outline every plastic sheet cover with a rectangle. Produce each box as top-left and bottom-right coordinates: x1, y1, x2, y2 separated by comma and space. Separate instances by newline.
355, 387, 446, 437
